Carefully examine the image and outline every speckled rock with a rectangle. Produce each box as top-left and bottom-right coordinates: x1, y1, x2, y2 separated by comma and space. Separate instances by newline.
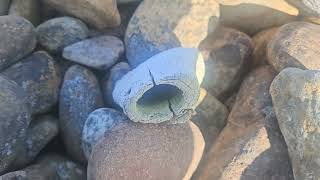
9, 0, 40, 25
42, 0, 120, 29
270, 68, 320, 180
36, 17, 89, 53
0, 76, 30, 175
0, 0, 10, 15
0, 15, 36, 72
218, 0, 298, 35
2, 51, 61, 115
199, 26, 253, 100
113, 48, 204, 124
125, 0, 220, 67
63, 36, 124, 70
251, 27, 279, 68
193, 66, 294, 180
102, 62, 130, 108
268, 21, 320, 72
287, 0, 320, 18
82, 108, 128, 159
60, 65, 103, 163
88, 121, 204, 180
0, 154, 86, 180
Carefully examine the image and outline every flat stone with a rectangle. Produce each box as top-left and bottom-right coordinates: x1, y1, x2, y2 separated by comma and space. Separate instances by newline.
59, 65, 103, 163
0, 0, 10, 15
113, 48, 204, 124
193, 66, 294, 180
82, 108, 128, 159
270, 68, 320, 180
0, 75, 31, 175
218, 0, 298, 35
42, 0, 120, 29
2, 51, 61, 115
88, 121, 204, 180
125, 0, 220, 67
36, 17, 89, 53
268, 21, 320, 72
9, 0, 40, 25
0, 15, 36, 72
199, 26, 253, 100
63, 36, 124, 70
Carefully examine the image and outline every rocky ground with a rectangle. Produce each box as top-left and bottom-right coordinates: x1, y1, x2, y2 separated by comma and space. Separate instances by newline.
0, 0, 320, 180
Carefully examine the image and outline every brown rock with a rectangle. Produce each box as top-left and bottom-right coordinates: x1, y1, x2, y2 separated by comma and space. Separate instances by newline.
88, 121, 204, 180
193, 66, 294, 180
268, 21, 320, 71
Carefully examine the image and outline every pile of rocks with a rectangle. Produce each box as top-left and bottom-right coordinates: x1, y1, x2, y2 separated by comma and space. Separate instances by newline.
1, 0, 320, 180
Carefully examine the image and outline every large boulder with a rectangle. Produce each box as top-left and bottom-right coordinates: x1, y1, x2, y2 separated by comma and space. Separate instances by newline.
268, 21, 320, 72
59, 65, 103, 163
42, 0, 120, 29
2, 51, 61, 115
88, 121, 204, 180
193, 66, 294, 180
0, 15, 36, 72
0, 76, 31, 175
125, 0, 220, 67
9, 0, 40, 25
270, 68, 320, 180
218, 0, 298, 35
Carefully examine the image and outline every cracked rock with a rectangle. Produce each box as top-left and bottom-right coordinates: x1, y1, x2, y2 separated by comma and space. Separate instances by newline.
113, 47, 204, 124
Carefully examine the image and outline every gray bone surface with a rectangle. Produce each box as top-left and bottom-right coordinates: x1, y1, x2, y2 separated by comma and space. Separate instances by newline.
113, 47, 204, 124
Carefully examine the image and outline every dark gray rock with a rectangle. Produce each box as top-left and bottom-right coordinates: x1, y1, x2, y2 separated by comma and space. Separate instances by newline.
102, 62, 130, 108
0, 75, 31, 175
36, 17, 89, 53
0, 15, 36, 72
125, 0, 220, 67
2, 51, 61, 115
59, 65, 104, 163
82, 108, 128, 159
270, 68, 320, 180
117, 0, 142, 4
63, 36, 124, 70
9, 0, 40, 25
0, 0, 10, 15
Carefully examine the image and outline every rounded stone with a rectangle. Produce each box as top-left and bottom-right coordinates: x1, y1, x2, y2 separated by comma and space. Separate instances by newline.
59, 65, 103, 163
36, 16, 89, 53
63, 36, 124, 70
82, 108, 128, 159
0, 15, 36, 71
287, 0, 320, 17
125, 0, 220, 67
2, 51, 61, 115
9, 0, 40, 25
268, 21, 320, 72
113, 48, 204, 124
0, 75, 31, 174
88, 121, 204, 180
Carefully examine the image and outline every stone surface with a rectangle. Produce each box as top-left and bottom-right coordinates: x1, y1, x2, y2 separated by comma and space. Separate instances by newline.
251, 27, 279, 68
0, 15, 36, 72
268, 21, 320, 72
287, 0, 320, 17
82, 108, 128, 159
0, 75, 31, 175
59, 65, 103, 163
9, 0, 40, 25
193, 66, 294, 180
270, 68, 320, 180
199, 26, 253, 100
113, 48, 204, 124
42, 0, 120, 29
63, 36, 124, 70
117, 0, 142, 4
0, 154, 86, 180
2, 51, 61, 115
125, 0, 220, 67
88, 121, 204, 180
218, 0, 298, 35
0, 0, 10, 15
36, 17, 89, 53
102, 62, 130, 108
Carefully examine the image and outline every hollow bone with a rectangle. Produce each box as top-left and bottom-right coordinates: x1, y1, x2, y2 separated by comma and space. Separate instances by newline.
113, 47, 204, 124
